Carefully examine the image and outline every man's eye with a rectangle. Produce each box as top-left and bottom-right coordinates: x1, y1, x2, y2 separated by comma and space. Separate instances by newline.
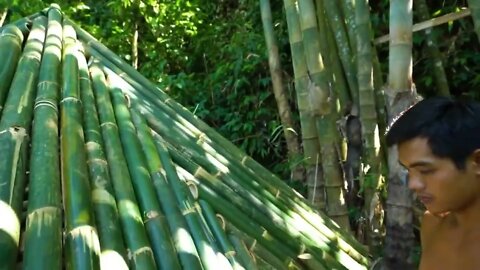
419, 169, 434, 175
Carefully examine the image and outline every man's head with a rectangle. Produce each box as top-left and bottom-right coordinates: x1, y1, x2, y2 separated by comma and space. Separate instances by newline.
387, 97, 480, 214
386, 96, 480, 169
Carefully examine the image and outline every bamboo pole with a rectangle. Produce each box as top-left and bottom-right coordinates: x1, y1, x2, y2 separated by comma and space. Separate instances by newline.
260, 0, 303, 182
109, 84, 181, 270
323, 0, 358, 106
22, 7, 63, 270
129, 107, 203, 269
150, 129, 230, 270
415, 0, 451, 96
79, 46, 129, 270
374, 8, 471, 44
0, 25, 23, 114
61, 21, 101, 270
0, 16, 47, 270
383, 0, 417, 268
283, 0, 324, 211
89, 63, 156, 269
355, 0, 385, 256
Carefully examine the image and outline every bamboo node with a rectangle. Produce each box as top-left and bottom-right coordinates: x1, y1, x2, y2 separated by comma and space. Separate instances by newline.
241, 156, 248, 165
60, 96, 82, 105
34, 100, 58, 112
132, 247, 155, 263
224, 250, 236, 257
197, 133, 207, 144
100, 122, 118, 129
249, 239, 257, 252
181, 207, 197, 216
144, 210, 161, 223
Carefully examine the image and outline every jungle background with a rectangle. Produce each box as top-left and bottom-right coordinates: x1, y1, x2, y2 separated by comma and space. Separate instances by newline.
2, 0, 479, 268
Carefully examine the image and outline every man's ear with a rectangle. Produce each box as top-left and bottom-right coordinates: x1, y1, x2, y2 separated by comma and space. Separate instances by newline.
471, 149, 480, 175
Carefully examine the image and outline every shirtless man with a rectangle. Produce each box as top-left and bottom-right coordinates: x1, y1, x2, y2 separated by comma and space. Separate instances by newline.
386, 97, 480, 270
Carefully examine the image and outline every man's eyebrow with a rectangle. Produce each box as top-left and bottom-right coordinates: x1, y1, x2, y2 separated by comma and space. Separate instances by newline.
401, 161, 433, 168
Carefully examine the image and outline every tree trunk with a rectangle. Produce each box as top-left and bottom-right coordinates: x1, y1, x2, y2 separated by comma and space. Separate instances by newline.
383, 1, 417, 269
323, 0, 358, 107
298, 0, 350, 230
356, 0, 385, 256
260, 0, 304, 183
283, 0, 324, 210
132, 21, 139, 69
414, 0, 450, 96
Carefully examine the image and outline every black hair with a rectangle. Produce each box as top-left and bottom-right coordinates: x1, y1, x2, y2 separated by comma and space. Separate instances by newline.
386, 96, 480, 169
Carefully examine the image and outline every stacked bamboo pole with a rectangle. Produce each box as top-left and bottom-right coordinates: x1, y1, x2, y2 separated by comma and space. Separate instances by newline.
0, 5, 371, 269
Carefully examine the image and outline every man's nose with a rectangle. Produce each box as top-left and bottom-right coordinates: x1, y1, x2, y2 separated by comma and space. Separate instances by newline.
408, 175, 425, 191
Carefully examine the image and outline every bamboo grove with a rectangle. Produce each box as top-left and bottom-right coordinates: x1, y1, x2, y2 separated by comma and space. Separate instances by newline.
260, 0, 480, 268
0, 5, 371, 270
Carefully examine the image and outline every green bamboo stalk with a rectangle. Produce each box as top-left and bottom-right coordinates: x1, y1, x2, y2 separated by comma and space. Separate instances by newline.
339, 0, 357, 56
414, 0, 450, 96
22, 7, 62, 270
198, 200, 244, 269
226, 224, 292, 270
89, 63, 156, 270
61, 22, 101, 270
227, 232, 258, 270
0, 16, 46, 132
356, 0, 385, 255
129, 107, 203, 270
0, 127, 28, 270
323, 0, 358, 106
150, 130, 225, 270
384, 1, 416, 269
0, 25, 23, 113
467, 0, 480, 43
0, 8, 48, 34
79, 47, 129, 270
297, 0, 350, 229
108, 84, 181, 270
316, 0, 351, 114
0, 16, 47, 270
283, 0, 324, 211
260, 0, 303, 182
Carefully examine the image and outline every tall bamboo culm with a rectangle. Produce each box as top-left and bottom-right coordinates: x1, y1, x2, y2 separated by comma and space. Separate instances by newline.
89, 63, 157, 269
23, 7, 63, 270
0, 25, 23, 114
61, 21, 101, 270
260, 0, 304, 183
355, 0, 385, 256
283, 0, 324, 211
79, 40, 129, 270
384, 0, 417, 269
298, 0, 350, 229
414, 0, 450, 96
0, 16, 47, 270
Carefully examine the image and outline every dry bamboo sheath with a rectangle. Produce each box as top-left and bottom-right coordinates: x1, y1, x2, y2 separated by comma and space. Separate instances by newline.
0, 5, 371, 270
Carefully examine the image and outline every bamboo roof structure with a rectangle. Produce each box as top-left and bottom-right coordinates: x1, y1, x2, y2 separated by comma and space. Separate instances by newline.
0, 5, 371, 270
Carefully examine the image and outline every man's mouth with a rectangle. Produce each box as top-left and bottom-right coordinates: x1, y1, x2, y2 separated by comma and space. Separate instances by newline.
417, 194, 434, 205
